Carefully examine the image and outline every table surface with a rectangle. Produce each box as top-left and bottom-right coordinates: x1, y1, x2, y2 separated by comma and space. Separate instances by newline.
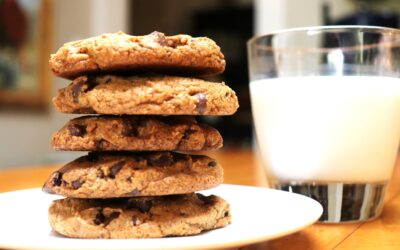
1, 149, 400, 250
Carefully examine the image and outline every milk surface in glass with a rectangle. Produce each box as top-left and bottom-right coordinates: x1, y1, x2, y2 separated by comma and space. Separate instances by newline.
250, 76, 400, 184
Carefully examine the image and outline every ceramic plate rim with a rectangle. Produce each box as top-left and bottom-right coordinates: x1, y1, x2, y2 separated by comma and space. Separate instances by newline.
0, 184, 322, 250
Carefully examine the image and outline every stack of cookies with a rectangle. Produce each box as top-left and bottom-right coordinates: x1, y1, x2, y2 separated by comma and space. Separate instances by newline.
42, 31, 239, 238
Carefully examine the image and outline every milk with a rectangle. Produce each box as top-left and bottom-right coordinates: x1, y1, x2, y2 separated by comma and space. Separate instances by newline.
250, 76, 400, 183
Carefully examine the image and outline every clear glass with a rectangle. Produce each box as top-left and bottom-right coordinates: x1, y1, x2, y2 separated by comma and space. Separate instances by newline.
247, 26, 400, 223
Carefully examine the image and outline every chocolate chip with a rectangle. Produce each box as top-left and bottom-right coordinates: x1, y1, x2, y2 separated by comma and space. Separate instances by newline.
71, 77, 97, 103
109, 161, 125, 179
196, 193, 216, 205
148, 154, 174, 167
208, 161, 217, 167
94, 210, 105, 225
51, 172, 63, 187
71, 179, 82, 189
149, 31, 167, 46
67, 124, 86, 137
122, 118, 148, 137
72, 79, 85, 103
105, 211, 120, 225
127, 199, 152, 213
122, 121, 139, 137
93, 210, 120, 226
195, 93, 207, 114
224, 211, 229, 217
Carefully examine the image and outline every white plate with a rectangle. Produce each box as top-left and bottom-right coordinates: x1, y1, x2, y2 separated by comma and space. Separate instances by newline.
0, 184, 322, 250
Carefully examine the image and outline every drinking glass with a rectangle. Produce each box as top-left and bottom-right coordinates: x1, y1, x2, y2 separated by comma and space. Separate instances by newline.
247, 26, 400, 222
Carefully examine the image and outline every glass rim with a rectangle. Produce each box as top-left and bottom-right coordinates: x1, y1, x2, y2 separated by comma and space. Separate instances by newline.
247, 25, 400, 53
248, 25, 400, 43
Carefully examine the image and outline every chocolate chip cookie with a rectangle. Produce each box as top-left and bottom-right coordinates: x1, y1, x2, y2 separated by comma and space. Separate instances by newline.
48, 193, 231, 238
53, 75, 238, 115
52, 115, 222, 151
43, 152, 223, 198
49, 31, 225, 79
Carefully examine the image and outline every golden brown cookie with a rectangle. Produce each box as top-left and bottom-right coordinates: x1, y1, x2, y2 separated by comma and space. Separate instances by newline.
52, 115, 223, 151
48, 193, 231, 238
49, 31, 225, 79
52, 75, 239, 115
42, 152, 223, 198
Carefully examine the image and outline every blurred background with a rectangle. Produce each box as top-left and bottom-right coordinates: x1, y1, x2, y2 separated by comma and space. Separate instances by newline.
1, 0, 400, 169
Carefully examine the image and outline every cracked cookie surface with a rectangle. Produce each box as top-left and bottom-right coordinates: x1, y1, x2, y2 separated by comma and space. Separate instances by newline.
49, 31, 225, 79
52, 115, 222, 151
42, 152, 223, 198
53, 75, 238, 115
48, 193, 231, 238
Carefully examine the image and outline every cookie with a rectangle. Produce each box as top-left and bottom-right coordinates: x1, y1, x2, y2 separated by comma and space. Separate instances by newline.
48, 193, 231, 238
52, 115, 222, 151
42, 151, 223, 198
52, 75, 239, 115
49, 31, 225, 79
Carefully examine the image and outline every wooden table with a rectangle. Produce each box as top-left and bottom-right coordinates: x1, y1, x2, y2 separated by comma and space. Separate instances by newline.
1, 149, 400, 249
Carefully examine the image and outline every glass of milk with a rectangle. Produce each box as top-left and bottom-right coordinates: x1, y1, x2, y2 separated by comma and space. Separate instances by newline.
247, 26, 400, 222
